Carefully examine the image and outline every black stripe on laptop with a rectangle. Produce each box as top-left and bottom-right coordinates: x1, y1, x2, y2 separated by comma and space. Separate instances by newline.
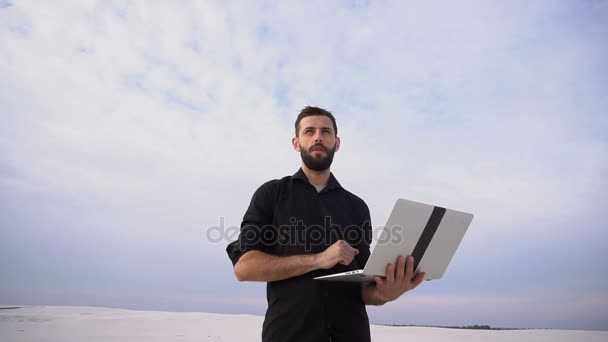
411, 206, 446, 272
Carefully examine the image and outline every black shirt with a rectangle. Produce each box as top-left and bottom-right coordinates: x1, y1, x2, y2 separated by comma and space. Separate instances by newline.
226, 168, 373, 342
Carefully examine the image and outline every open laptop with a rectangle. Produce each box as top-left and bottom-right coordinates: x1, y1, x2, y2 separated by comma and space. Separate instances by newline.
314, 198, 474, 282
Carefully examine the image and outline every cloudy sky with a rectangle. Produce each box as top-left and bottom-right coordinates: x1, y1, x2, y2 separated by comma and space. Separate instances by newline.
1, 0, 607, 331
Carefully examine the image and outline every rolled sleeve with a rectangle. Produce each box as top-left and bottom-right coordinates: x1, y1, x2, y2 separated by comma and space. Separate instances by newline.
226, 182, 276, 266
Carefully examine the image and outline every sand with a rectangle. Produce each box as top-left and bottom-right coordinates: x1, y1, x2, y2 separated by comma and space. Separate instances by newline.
1, 305, 606, 341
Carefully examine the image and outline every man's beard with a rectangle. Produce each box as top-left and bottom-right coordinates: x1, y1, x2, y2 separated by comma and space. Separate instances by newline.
300, 144, 336, 171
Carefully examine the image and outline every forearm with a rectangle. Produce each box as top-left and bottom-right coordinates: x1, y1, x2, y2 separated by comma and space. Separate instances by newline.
234, 250, 321, 282
361, 283, 388, 306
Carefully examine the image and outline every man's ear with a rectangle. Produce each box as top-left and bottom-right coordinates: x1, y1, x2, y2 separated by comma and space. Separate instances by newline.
335, 136, 340, 152
292, 137, 300, 152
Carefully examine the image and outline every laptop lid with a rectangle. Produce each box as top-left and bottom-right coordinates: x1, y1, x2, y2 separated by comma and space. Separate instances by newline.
363, 198, 473, 280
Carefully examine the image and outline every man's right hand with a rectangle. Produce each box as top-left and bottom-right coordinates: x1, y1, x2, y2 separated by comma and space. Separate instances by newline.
316, 240, 359, 269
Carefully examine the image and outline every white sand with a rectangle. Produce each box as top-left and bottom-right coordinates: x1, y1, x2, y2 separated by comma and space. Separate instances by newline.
0, 305, 606, 342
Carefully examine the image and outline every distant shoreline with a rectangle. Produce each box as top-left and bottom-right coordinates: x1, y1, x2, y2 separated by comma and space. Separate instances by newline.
380, 324, 530, 331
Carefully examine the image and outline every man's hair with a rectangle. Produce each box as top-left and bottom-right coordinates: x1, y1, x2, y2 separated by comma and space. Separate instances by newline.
294, 106, 338, 137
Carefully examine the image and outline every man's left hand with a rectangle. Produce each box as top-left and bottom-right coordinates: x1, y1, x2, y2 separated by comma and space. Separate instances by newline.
372, 255, 425, 303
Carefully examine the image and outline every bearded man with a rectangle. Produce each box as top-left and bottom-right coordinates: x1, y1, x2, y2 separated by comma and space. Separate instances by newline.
226, 106, 424, 342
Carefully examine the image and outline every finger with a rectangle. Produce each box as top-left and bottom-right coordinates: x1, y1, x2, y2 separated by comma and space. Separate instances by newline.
335, 251, 345, 265
340, 253, 351, 265
344, 243, 358, 255
341, 252, 354, 265
395, 256, 406, 283
338, 244, 349, 256
405, 256, 414, 281
344, 256, 353, 265
374, 276, 385, 289
386, 263, 395, 284
411, 272, 426, 289
341, 251, 354, 263
345, 249, 355, 259
345, 249, 358, 259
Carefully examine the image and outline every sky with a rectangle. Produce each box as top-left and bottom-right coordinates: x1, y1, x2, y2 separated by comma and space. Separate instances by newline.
1, 0, 607, 331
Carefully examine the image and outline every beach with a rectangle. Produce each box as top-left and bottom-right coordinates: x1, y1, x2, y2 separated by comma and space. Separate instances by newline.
1, 305, 605, 342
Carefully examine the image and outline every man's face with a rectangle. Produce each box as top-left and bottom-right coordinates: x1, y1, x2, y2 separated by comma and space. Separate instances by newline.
292, 115, 340, 171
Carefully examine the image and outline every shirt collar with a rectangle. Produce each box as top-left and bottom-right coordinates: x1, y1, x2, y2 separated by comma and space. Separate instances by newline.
293, 168, 342, 191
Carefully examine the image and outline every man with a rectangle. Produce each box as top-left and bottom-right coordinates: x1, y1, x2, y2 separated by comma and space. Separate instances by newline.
226, 106, 425, 342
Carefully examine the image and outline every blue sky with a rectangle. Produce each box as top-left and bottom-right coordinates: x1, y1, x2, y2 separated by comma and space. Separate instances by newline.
1, 0, 607, 331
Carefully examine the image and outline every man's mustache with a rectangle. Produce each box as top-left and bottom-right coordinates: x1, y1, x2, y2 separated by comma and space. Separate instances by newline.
309, 144, 327, 152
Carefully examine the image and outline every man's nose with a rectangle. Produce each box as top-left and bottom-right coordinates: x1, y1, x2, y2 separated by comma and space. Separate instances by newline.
313, 130, 323, 142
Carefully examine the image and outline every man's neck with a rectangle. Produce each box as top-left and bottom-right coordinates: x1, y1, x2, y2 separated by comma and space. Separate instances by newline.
300, 164, 331, 186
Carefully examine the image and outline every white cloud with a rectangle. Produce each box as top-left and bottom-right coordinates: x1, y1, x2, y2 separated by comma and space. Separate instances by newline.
1, 0, 605, 243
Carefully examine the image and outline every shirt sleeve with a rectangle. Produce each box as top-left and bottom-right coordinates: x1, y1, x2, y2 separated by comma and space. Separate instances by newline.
226, 182, 276, 266
354, 202, 372, 268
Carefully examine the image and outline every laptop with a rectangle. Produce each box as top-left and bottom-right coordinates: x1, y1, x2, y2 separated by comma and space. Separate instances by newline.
314, 198, 474, 282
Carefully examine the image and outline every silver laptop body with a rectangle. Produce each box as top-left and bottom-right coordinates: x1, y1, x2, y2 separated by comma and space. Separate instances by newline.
313, 198, 474, 282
